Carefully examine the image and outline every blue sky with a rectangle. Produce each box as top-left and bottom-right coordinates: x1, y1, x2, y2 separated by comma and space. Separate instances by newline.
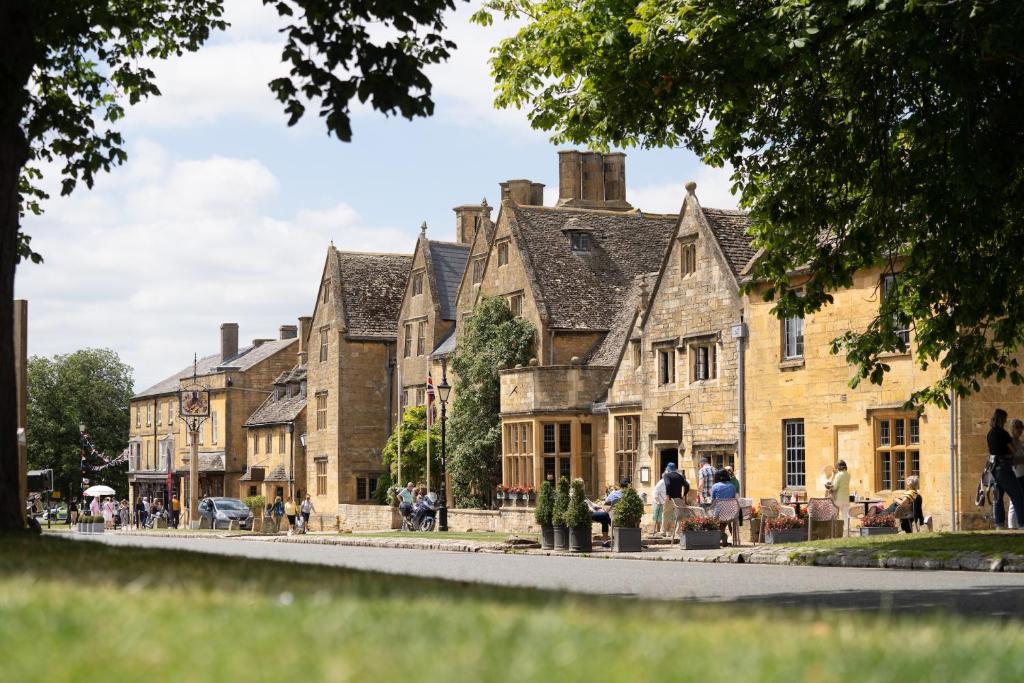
15, 0, 736, 391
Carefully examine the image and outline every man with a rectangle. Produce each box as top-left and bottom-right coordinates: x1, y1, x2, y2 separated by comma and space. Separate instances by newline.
589, 478, 629, 544
662, 463, 689, 540
698, 457, 715, 507
170, 496, 181, 529
397, 482, 415, 518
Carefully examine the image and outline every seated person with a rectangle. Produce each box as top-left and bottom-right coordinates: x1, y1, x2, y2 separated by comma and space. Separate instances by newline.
397, 482, 416, 517
586, 479, 629, 542
711, 469, 738, 545
871, 475, 924, 533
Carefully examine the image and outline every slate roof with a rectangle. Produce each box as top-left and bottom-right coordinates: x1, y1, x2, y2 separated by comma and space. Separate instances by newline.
508, 205, 678, 331
702, 208, 755, 277
585, 273, 655, 366
176, 452, 225, 473
428, 240, 470, 321
431, 328, 456, 358
245, 373, 307, 427
239, 463, 288, 482
335, 250, 412, 339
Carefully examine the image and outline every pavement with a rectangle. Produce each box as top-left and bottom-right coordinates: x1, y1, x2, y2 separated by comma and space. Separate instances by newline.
76, 533, 1024, 617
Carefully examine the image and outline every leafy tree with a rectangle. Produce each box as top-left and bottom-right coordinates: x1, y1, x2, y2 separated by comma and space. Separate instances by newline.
377, 405, 440, 504
448, 297, 535, 508
27, 349, 133, 501
476, 0, 1024, 406
0, 0, 466, 529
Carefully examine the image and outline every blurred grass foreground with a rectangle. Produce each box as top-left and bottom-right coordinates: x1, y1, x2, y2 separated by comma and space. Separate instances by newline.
1, 533, 1023, 682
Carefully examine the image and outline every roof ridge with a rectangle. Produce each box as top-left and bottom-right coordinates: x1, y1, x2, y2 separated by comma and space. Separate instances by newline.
515, 204, 678, 219
336, 250, 413, 258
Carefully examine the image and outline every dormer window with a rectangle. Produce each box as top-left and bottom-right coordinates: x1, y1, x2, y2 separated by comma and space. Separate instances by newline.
570, 232, 592, 253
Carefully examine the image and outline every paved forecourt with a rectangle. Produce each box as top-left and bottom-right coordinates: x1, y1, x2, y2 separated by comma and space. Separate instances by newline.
79, 534, 1024, 617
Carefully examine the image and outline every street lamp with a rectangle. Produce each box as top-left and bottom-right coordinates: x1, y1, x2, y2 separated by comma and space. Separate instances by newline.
437, 365, 452, 532
78, 422, 86, 523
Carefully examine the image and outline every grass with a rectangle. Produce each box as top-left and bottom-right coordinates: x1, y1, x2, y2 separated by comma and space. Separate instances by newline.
350, 530, 536, 543
2, 533, 1024, 682
793, 531, 1024, 560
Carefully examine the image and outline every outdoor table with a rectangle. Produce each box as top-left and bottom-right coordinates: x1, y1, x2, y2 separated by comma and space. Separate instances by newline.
779, 496, 807, 516
852, 498, 884, 516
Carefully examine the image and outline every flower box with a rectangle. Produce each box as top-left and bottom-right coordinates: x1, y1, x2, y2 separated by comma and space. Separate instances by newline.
860, 526, 898, 537
681, 530, 721, 550
612, 526, 642, 552
765, 528, 805, 544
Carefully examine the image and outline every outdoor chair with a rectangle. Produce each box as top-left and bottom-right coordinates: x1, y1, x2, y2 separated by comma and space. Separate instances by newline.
713, 498, 742, 547
669, 499, 705, 543
757, 498, 796, 544
806, 497, 839, 541
893, 497, 920, 533
738, 497, 754, 522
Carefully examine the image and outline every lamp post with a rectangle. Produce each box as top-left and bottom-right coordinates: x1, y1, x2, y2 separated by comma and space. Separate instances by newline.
437, 364, 452, 532
78, 422, 86, 523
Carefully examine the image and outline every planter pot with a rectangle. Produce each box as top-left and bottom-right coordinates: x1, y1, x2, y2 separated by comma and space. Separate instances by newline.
860, 526, 898, 537
612, 527, 642, 552
540, 526, 555, 550
808, 519, 845, 540
681, 530, 721, 550
748, 518, 761, 543
553, 525, 569, 550
765, 528, 806, 544
568, 526, 592, 553
390, 508, 403, 530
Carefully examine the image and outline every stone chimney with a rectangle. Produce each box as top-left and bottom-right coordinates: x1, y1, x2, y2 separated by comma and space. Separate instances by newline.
556, 149, 632, 210
252, 338, 272, 348
279, 325, 297, 340
603, 152, 628, 207
297, 315, 312, 365
220, 323, 238, 361
453, 201, 493, 245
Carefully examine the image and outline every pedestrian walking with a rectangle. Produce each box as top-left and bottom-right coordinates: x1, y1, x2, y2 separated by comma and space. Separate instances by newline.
988, 408, 1024, 529
284, 497, 297, 535
300, 494, 315, 530
651, 473, 667, 536
827, 460, 851, 535
272, 496, 284, 532
102, 497, 115, 530
170, 496, 181, 529
119, 499, 130, 530
698, 457, 715, 508
1008, 419, 1024, 529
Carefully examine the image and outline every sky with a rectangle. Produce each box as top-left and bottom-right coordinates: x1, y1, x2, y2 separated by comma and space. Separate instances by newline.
14, 0, 738, 392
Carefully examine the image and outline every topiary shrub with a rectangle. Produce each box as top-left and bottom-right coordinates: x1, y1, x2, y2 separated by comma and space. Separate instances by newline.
243, 495, 266, 515
612, 486, 644, 528
565, 478, 591, 529
551, 476, 570, 527
534, 479, 555, 527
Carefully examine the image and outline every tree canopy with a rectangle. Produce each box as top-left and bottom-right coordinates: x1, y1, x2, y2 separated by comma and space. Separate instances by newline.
376, 404, 441, 503
476, 0, 1024, 405
448, 297, 535, 508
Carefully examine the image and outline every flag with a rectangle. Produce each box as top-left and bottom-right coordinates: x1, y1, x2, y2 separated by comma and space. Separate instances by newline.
426, 373, 435, 427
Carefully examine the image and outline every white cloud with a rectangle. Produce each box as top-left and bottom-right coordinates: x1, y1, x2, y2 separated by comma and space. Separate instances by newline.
628, 163, 739, 213
16, 140, 411, 391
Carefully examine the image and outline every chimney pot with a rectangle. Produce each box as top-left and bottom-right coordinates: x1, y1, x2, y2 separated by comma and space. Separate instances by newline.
279, 325, 298, 340
220, 323, 239, 361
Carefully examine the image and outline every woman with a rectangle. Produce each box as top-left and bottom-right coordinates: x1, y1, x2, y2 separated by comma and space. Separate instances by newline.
272, 496, 284, 532
826, 460, 851, 536
284, 497, 297, 535
119, 499, 131, 530
988, 408, 1024, 529
711, 469, 738, 546
1007, 419, 1024, 529
875, 475, 925, 533
102, 497, 115, 530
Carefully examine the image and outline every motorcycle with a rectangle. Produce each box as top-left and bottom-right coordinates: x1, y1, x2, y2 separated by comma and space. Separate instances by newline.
402, 493, 438, 532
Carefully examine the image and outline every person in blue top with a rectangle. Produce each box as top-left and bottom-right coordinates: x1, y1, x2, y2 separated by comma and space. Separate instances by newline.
711, 469, 738, 546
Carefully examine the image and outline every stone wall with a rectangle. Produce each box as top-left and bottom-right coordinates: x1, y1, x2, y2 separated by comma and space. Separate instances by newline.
500, 365, 614, 415
329, 504, 538, 534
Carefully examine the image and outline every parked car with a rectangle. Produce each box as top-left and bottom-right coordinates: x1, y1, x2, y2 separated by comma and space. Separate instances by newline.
197, 497, 253, 530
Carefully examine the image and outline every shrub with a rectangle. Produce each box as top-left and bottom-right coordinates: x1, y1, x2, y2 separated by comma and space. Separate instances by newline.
534, 480, 555, 527
860, 514, 897, 528
764, 515, 805, 531
564, 479, 591, 529
680, 517, 719, 532
243, 495, 266, 514
612, 486, 644, 528
551, 476, 570, 527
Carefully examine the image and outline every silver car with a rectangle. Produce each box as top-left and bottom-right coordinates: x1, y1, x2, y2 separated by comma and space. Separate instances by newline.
198, 497, 253, 530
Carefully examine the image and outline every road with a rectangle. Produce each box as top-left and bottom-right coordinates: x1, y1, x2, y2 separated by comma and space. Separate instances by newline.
79, 534, 1024, 617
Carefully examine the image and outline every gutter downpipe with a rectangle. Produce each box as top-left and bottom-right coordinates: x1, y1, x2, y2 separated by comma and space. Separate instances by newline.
735, 318, 748, 495
949, 387, 957, 531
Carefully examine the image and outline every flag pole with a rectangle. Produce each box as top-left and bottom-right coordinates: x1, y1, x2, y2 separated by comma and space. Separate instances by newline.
396, 366, 402, 487
426, 405, 431, 494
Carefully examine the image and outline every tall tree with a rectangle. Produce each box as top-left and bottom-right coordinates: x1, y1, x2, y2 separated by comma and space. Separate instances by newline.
376, 405, 440, 503
27, 349, 133, 500
0, 0, 464, 529
448, 297, 534, 508
476, 0, 1024, 406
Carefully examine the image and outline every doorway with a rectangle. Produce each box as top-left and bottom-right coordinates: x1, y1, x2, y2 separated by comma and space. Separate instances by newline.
659, 447, 679, 475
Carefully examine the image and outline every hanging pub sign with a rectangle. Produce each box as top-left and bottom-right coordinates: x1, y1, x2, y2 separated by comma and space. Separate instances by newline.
179, 384, 211, 419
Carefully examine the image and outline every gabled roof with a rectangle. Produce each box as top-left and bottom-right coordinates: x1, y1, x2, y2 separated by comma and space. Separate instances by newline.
507, 204, 678, 331
428, 240, 470, 321
334, 249, 412, 339
585, 273, 655, 367
245, 373, 307, 427
702, 208, 756, 277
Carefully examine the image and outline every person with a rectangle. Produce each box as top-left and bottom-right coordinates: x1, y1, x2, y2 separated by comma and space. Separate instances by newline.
725, 466, 741, 497
119, 499, 130, 530
68, 498, 79, 525
698, 457, 716, 507
90, 496, 101, 518
135, 497, 146, 528
284, 496, 297, 535
875, 475, 924, 533
170, 496, 181, 529
272, 496, 285, 532
711, 469, 738, 545
662, 462, 689, 540
988, 408, 1024, 529
651, 474, 667, 536
397, 482, 415, 518
1007, 419, 1024, 529
300, 494, 316, 529
826, 460, 851, 535
588, 479, 628, 543
102, 497, 115, 530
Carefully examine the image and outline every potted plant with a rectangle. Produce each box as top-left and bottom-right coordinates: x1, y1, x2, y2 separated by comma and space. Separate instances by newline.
552, 477, 570, 550
748, 506, 761, 544
566, 479, 593, 553
764, 515, 806, 544
534, 480, 555, 549
496, 485, 506, 503
680, 517, 721, 549
859, 513, 898, 536
611, 486, 644, 552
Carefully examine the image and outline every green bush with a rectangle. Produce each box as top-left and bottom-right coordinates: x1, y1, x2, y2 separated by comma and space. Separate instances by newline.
612, 486, 644, 529
534, 480, 555, 527
243, 495, 266, 514
565, 479, 591, 529
551, 476, 570, 527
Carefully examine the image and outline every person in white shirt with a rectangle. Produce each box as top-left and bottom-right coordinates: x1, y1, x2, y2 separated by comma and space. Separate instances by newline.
827, 460, 851, 535
651, 476, 667, 536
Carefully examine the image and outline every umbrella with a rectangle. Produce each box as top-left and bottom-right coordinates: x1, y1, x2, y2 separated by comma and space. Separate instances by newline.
83, 485, 115, 497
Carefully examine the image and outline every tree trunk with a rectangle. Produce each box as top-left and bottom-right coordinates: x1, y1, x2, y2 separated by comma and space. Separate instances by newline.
0, 0, 36, 530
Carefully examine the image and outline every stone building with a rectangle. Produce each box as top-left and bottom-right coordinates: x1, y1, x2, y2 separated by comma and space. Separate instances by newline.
604, 182, 754, 500
128, 323, 299, 507
304, 247, 411, 513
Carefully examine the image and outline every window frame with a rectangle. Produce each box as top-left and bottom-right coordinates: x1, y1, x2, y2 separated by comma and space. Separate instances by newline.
411, 270, 424, 297
615, 415, 640, 486
496, 239, 510, 267
315, 392, 328, 430
319, 326, 329, 363
783, 314, 805, 360
416, 321, 426, 356
783, 419, 806, 489
657, 347, 676, 385
403, 323, 412, 358
315, 459, 327, 496
570, 232, 592, 253
508, 293, 524, 317
690, 343, 717, 382
472, 257, 485, 284
679, 240, 697, 277
874, 414, 920, 491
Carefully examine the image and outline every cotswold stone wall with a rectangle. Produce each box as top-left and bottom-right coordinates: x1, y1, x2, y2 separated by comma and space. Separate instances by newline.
326, 504, 539, 534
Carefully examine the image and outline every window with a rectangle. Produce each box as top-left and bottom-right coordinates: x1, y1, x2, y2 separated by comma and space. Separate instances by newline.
542, 422, 571, 482
504, 422, 534, 489
135, 406, 140, 428
691, 344, 716, 381
211, 412, 217, 445
680, 242, 697, 277
657, 347, 675, 385
615, 416, 640, 485
415, 387, 425, 406
631, 340, 642, 369
783, 315, 804, 359
144, 440, 150, 469
784, 419, 805, 488
881, 274, 910, 346
198, 422, 204, 445
570, 232, 591, 253
319, 326, 329, 362
249, 485, 258, 497
497, 240, 509, 267
322, 280, 330, 303
146, 404, 151, 427
403, 323, 412, 358
709, 452, 735, 471
580, 423, 595, 496
156, 403, 162, 426
472, 258, 485, 284
316, 460, 327, 496
279, 432, 286, 453
400, 389, 408, 413
265, 433, 272, 454
316, 392, 327, 430
508, 293, 524, 317
253, 433, 259, 454
167, 402, 173, 427
875, 415, 920, 490
356, 476, 379, 501
417, 321, 426, 356
412, 271, 424, 296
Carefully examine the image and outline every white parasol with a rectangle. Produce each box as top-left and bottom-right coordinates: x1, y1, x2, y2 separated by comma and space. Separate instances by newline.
83, 485, 116, 497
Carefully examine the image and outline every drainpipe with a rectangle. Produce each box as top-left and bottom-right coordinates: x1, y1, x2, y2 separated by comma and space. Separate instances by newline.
733, 319, 748, 495
949, 387, 957, 531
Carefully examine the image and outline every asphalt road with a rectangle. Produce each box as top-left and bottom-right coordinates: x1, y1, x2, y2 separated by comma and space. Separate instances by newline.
78, 534, 1024, 618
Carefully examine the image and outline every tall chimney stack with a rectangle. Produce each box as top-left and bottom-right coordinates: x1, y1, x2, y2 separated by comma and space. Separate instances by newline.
556, 150, 631, 210
500, 179, 540, 206
279, 324, 298, 340
453, 202, 493, 245
297, 316, 312, 365
558, 150, 582, 205
220, 323, 239, 361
